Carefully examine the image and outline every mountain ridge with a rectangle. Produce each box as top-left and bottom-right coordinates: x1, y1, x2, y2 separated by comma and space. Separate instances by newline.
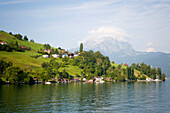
71, 37, 170, 76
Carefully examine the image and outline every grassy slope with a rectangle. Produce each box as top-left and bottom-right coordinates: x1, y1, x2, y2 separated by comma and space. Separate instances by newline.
0, 31, 46, 51
111, 63, 149, 78
0, 51, 83, 75
0, 51, 49, 72
59, 65, 82, 76
52, 59, 83, 75
0, 31, 148, 77
111, 63, 127, 69
0, 31, 83, 75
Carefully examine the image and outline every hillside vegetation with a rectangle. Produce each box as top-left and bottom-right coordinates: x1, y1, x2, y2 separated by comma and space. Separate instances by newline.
0, 30, 166, 83
0, 31, 45, 51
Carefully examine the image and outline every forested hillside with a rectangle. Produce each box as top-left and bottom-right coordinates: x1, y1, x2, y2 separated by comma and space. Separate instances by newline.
0, 31, 166, 84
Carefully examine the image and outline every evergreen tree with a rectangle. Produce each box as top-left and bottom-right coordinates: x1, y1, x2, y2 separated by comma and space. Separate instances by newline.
161, 73, 166, 81
80, 43, 83, 52
157, 67, 162, 79
55, 49, 59, 54
15, 41, 18, 47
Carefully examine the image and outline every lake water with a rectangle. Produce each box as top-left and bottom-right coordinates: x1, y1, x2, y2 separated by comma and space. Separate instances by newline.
0, 80, 170, 113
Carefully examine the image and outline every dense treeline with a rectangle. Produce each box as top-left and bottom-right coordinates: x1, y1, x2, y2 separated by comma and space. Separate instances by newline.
71, 50, 166, 81
39, 57, 73, 82
39, 50, 166, 82
9, 32, 30, 41
0, 59, 34, 84
131, 62, 166, 81
71, 50, 134, 81
0, 41, 31, 52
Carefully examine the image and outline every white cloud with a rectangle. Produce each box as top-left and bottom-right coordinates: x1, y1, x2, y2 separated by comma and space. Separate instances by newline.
147, 42, 153, 47
146, 47, 156, 52
81, 26, 130, 45
0, 0, 36, 5
65, 1, 115, 10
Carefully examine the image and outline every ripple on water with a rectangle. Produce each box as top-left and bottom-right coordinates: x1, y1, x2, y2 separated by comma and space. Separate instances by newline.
0, 81, 170, 112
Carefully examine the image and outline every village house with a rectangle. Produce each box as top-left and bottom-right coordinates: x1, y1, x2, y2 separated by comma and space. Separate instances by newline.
20, 45, 28, 50
73, 77, 81, 82
105, 77, 113, 82
52, 54, 59, 58
83, 78, 87, 82
68, 53, 74, 58
0, 41, 7, 45
122, 63, 129, 67
61, 50, 66, 54
146, 78, 153, 81
74, 53, 79, 57
88, 79, 94, 83
62, 53, 68, 58
59, 78, 70, 83
44, 49, 51, 54
33, 77, 38, 83
42, 54, 49, 58
94, 76, 103, 82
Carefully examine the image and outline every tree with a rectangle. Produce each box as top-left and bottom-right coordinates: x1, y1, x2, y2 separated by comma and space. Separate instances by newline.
9, 32, 12, 35
117, 65, 121, 69
157, 67, 162, 79
62, 69, 66, 78
0, 60, 13, 76
127, 67, 135, 80
150, 68, 157, 79
41, 62, 48, 68
59, 53, 62, 58
44, 44, 51, 49
80, 43, 83, 52
15, 41, 18, 47
24, 36, 28, 41
3, 66, 27, 83
58, 47, 61, 50
30, 39, 34, 43
161, 73, 166, 81
15, 34, 22, 40
6, 47, 11, 52
54, 49, 59, 54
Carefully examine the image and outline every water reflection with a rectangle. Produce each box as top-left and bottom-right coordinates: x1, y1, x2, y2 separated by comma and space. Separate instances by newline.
0, 81, 170, 112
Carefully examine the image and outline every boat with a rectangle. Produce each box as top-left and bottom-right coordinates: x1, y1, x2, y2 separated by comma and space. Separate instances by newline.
99, 80, 105, 83
154, 79, 161, 82
45, 82, 51, 84
88, 79, 94, 83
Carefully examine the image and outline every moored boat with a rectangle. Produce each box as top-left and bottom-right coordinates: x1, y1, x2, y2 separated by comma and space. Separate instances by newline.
45, 82, 51, 84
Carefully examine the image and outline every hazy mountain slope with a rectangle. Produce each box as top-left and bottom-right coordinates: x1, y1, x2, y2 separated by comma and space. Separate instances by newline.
71, 37, 170, 76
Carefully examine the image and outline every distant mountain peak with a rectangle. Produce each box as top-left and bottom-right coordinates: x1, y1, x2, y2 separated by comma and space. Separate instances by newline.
83, 36, 136, 56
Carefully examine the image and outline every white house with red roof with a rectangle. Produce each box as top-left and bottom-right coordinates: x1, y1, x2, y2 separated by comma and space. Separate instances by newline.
0, 41, 7, 45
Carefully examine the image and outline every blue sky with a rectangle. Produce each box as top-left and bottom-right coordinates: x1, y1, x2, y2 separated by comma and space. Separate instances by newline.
0, 0, 170, 53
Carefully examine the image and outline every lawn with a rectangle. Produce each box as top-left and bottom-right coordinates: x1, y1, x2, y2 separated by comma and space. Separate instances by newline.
0, 31, 55, 51
111, 63, 127, 69
0, 51, 51, 72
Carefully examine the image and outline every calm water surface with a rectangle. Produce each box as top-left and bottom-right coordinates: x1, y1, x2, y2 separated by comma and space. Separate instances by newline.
0, 80, 170, 113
